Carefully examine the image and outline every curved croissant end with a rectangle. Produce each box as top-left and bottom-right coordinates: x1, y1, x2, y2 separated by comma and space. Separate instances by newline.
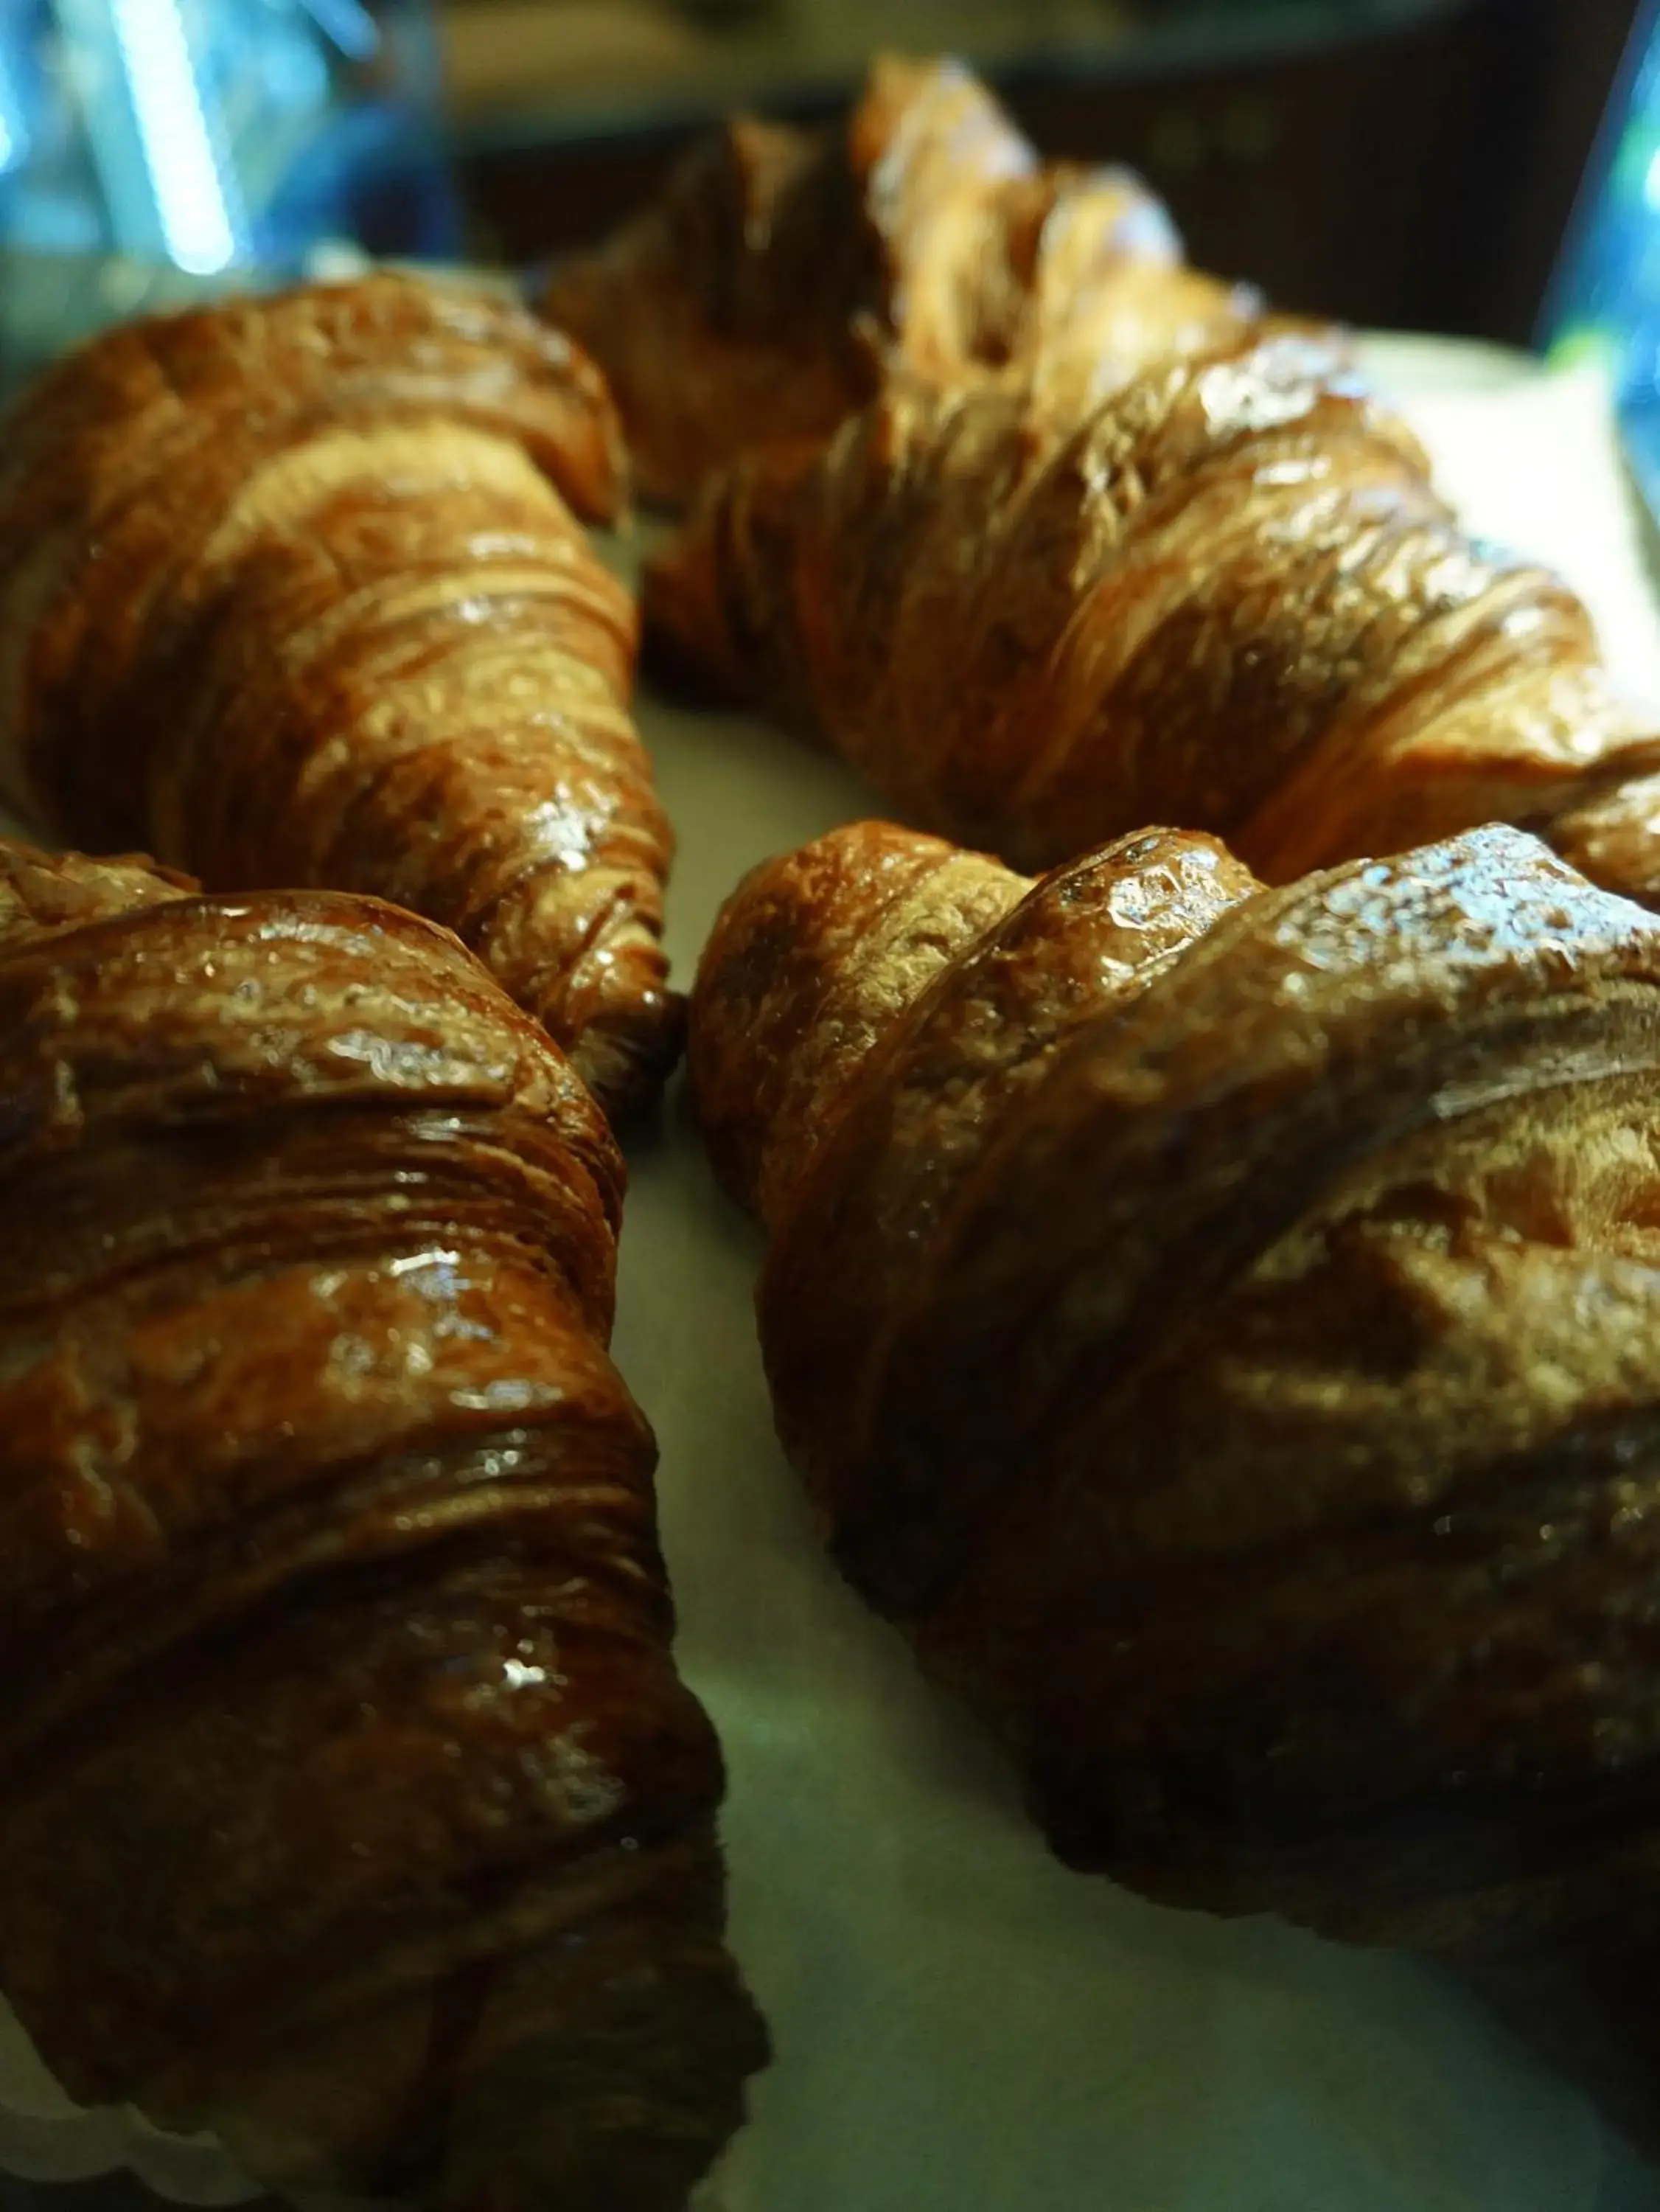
0, 837, 767, 2210
0, 274, 679, 1118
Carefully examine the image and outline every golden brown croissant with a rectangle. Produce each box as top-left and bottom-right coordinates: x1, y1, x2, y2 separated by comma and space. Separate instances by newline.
0, 273, 677, 1118
692, 816, 1660, 2021
0, 835, 767, 2209
648, 329, 1660, 911
542, 52, 1261, 504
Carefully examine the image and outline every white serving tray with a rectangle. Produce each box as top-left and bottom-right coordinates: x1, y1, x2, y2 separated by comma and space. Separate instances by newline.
4, 338, 1660, 2212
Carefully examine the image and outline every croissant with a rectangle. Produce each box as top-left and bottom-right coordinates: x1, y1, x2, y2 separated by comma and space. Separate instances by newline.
647, 329, 1660, 913
541, 52, 1262, 504
0, 273, 677, 1118
0, 835, 767, 2208
691, 813, 1660, 2121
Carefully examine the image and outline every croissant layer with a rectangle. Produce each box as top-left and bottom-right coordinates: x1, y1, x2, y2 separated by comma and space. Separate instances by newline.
0, 838, 766, 2209
0, 275, 678, 1116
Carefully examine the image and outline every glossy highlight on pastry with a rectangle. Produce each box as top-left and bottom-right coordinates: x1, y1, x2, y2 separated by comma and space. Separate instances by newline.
0, 838, 767, 2210
0, 274, 679, 1117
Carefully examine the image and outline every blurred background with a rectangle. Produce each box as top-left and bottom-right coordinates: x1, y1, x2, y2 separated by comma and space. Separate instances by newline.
447, 0, 1641, 349
0, 0, 1652, 385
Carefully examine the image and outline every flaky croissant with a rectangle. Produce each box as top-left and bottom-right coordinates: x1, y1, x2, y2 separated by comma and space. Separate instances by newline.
0, 836, 766, 2210
0, 273, 676, 1117
542, 52, 1261, 504
648, 329, 1660, 911
693, 817, 1660, 2020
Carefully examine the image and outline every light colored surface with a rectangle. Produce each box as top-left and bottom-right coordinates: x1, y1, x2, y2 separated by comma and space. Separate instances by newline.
1, 339, 1659, 2211
1362, 335, 1660, 700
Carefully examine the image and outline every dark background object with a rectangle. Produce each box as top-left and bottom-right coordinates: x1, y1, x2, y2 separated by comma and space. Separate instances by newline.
0, 2185, 242, 2212
452, 0, 1641, 347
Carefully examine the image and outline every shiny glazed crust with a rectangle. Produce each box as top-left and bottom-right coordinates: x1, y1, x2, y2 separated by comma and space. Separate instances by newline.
693, 818, 1660, 1972
542, 52, 1260, 504
0, 838, 767, 2210
0, 274, 679, 1118
648, 331, 1660, 905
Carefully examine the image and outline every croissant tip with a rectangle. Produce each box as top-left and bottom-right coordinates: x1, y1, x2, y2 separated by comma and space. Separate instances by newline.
571, 989, 690, 1125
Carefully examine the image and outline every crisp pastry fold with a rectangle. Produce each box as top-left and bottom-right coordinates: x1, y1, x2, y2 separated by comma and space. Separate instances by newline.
692, 816, 1660, 1994
0, 274, 677, 1116
543, 52, 1262, 504
0, 837, 767, 2211
648, 331, 1660, 908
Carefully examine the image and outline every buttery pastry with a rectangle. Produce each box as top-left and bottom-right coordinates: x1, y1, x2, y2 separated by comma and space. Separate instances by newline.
0, 273, 677, 1117
692, 816, 1660, 1991
542, 52, 1261, 504
0, 835, 767, 2209
648, 330, 1660, 905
